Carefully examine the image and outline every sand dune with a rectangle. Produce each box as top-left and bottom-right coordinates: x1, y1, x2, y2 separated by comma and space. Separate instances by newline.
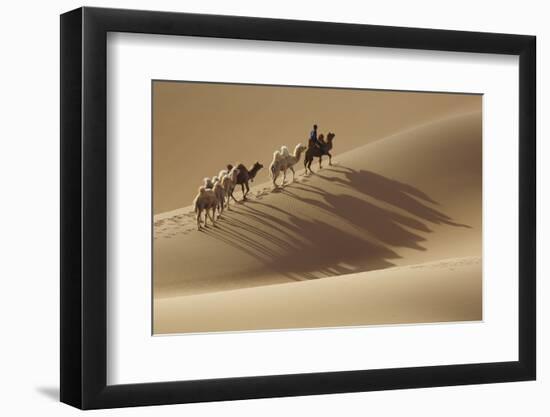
153, 111, 482, 333
155, 257, 481, 334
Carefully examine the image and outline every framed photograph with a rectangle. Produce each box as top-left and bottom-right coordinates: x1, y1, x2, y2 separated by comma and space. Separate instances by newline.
60, 7, 536, 409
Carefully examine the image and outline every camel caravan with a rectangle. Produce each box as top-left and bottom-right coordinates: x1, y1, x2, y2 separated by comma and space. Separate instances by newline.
193, 126, 336, 230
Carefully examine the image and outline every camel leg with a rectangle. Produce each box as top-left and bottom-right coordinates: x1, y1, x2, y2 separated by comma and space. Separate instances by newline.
207, 208, 215, 227
319, 156, 323, 169
230, 187, 239, 203
226, 194, 231, 211
241, 183, 246, 200
204, 208, 208, 227
282, 169, 286, 185
328, 152, 333, 166
272, 172, 279, 188
290, 166, 295, 182
196, 209, 201, 230
244, 182, 249, 200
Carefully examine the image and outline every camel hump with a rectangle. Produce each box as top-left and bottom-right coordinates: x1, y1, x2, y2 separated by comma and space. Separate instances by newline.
203, 177, 214, 188
273, 150, 281, 160
236, 163, 246, 170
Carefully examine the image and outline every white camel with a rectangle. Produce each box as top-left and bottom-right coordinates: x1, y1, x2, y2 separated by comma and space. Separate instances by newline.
212, 178, 226, 218
269, 143, 307, 187
192, 186, 218, 230
221, 166, 240, 210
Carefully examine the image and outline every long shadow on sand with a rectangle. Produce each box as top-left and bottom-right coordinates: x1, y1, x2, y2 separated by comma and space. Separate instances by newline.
203, 165, 470, 281
317, 166, 471, 228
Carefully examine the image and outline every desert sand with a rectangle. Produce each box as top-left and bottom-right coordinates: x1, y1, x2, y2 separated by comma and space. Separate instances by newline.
155, 258, 481, 334
153, 111, 482, 334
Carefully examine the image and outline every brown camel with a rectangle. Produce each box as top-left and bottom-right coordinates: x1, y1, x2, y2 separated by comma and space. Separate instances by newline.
304, 132, 336, 175
227, 162, 264, 200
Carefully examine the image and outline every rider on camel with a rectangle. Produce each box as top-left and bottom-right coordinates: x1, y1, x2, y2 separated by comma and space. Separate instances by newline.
310, 124, 326, 152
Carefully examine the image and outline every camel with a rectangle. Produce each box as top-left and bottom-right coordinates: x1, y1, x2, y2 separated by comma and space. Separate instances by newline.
304, 132, 336, 175
212, 179, 226, 218
192, 186, 218, 230
283, 144, 307, 184
221, 166, 240, 210
270, 143, 307, 187
227, 162, 264, 200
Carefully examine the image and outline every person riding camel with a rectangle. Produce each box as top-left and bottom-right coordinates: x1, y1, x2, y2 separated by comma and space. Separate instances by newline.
309, 124, 325, 152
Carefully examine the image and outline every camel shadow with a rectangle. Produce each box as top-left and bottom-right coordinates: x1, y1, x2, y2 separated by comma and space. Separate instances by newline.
208, 200, 398, 281
319, 166, 470, 228
204, 164, 470, 281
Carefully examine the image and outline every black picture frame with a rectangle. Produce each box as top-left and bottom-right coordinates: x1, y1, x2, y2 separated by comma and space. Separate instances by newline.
60, 6, 536, 410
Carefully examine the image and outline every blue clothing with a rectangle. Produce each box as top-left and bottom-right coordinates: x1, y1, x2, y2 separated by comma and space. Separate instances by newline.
310, 129, 323, 149
310, 130, 317, 141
